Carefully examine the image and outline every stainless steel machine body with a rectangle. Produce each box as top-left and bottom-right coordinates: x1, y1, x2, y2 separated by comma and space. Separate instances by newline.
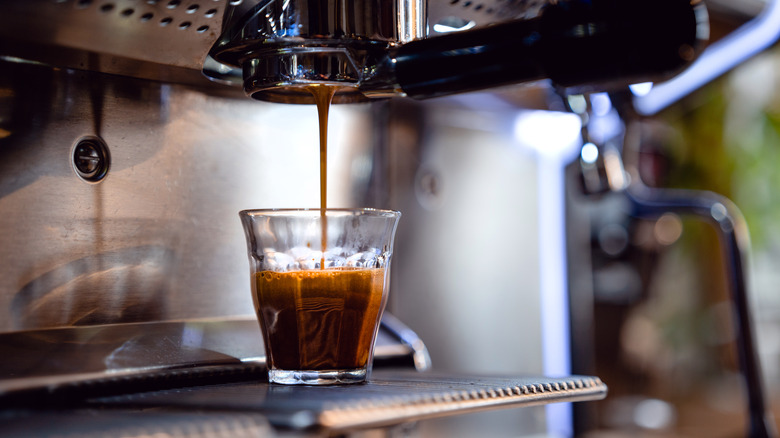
0, 0, 556, 337
0, 59, 378, 330
0, 56, 561, 436
0, 1, 565, 435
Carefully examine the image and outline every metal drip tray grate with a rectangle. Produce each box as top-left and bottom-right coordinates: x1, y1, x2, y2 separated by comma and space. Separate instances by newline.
0, 372, 606, 436
92, 371, 607, 433
0, 320, 606, 435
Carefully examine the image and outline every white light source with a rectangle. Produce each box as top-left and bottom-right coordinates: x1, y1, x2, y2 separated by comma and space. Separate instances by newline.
634, 398, 676, 430
433, 19, 476, 33
629, 82, 654, 96
514, 110, 582, 161
581, 142, 599, 164
567, 94, 588, 114
590, 92, 612, 116
515, 110, 583, 438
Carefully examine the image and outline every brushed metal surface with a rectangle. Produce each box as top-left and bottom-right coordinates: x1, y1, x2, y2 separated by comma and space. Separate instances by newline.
0, 59, 379, 332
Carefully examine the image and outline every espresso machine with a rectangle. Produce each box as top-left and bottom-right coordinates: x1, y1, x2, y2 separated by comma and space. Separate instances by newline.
0, 0, 773, 436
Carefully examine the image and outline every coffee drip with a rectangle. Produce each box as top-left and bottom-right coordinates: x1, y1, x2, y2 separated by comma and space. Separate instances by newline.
305, 85, 341, 267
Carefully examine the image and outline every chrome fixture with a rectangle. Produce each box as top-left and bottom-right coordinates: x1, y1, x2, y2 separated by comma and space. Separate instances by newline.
204, 0, 709, 104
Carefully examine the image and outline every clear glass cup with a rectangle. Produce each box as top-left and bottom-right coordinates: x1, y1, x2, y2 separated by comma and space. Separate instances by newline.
239, 208, 401, 385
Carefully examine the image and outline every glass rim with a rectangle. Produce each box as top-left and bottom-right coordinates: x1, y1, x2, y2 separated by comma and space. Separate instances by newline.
239, 207, 401, 218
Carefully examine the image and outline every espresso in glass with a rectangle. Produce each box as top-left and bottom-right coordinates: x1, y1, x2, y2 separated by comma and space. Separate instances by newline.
240, 208, 400, 385
254, 267, 385, 372
240, 86, 399, 385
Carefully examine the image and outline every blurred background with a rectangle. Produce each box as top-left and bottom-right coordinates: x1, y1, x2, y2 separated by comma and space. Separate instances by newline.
385, 1, 780, 435
563, 3, 780, 434
583, 51, 780, 436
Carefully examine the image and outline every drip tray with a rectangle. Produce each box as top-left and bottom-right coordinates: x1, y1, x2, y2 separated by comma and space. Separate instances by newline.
0, 318, 606, 435
93, 370, 607, 433
0, 316, 422, 404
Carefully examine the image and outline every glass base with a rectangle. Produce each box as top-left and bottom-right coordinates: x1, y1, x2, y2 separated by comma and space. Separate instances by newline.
268, 368, 367, 385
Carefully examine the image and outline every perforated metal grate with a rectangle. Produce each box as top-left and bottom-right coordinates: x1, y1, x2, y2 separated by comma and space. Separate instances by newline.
58, 0, 231, 34
0, 0, 231, 76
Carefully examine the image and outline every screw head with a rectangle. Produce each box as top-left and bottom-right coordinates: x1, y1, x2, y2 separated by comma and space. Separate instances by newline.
72, 137, 110, 183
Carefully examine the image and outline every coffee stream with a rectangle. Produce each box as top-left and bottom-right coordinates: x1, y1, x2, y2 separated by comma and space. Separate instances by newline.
306, 85, 337, 268
254, 86, 388, 374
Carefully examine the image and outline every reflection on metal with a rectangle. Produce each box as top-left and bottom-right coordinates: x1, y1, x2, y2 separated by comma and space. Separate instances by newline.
0, 318, 264, 402
379, 312, 432, 372
398, 0, 429, 42
203, 0, 422, 103
427, 0, 548, 29
11, 245, 175, 328
0, 59, 378, 333
0, 316, 423, 404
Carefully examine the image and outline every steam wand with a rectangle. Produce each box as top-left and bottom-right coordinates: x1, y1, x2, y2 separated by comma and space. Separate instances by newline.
569, 91, 777, 437
625, 186, 776, 438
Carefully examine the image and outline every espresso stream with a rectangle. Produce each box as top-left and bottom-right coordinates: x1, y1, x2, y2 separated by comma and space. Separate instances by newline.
253, 85, 385, 373
308, 85, 337, 212
307, 85, 337, 265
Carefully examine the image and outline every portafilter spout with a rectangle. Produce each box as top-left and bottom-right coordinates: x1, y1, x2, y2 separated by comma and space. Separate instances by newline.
203, 0, 709, 104
202, 0, 425, 104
